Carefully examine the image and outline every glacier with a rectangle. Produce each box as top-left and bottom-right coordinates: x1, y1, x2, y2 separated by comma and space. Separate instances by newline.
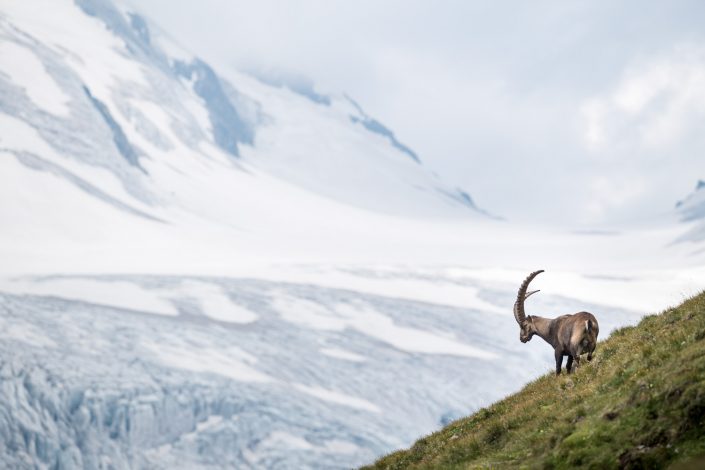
1, 0, 705, 468
0, 273, 638, 469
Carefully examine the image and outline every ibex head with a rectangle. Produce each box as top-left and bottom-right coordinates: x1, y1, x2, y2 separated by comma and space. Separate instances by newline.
513, 269, 544, 343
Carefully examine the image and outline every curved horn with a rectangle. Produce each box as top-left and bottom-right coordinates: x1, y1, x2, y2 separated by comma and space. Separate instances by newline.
513, 270, 544, 326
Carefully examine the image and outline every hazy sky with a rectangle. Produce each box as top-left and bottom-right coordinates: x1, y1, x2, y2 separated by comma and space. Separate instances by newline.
132, 0, 705, 227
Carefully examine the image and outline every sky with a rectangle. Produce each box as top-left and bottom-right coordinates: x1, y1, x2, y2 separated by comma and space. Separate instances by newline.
131, 0, 705, 227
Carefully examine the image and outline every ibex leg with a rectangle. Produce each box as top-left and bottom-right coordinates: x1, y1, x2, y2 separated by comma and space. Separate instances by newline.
554, 349, 564, 376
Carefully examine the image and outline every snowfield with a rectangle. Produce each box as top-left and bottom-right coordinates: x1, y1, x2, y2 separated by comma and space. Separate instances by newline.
1, 0, 704, 468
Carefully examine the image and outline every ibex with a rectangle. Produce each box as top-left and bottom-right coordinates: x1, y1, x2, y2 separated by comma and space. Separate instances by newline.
513, 270, 599, 375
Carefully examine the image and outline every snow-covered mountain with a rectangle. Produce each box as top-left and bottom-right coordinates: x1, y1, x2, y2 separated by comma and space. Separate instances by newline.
0, 0, 485, 245
675, 180, 705, 242
2, 1, 705, 469
676, 180, 705, 221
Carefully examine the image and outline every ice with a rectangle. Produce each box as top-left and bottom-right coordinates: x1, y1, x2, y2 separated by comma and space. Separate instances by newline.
335, 302, 497, 359
1, 322, 56, 348
0, 272, 661, 468
143, 340, 271, 384
195, 416, 223, 432
1, 0, 705, 468
271, 294, 347, 330
320, 347, 366, 362
179, 280, 258, 323
267, 431, 314, 449
12, 278, 178, 316
293, 384, 381, 413
271, 293, 495, 358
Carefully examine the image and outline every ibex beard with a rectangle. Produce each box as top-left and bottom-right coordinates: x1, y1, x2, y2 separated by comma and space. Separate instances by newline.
514, 270, 599, 375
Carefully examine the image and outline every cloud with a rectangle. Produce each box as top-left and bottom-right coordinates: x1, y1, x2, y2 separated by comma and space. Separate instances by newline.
132, 0, 705, 226
581, 44, 705, 152
583, 176, 648, 225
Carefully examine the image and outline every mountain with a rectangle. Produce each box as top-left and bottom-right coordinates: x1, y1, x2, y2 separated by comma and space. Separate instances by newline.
364, 291, 705, 469
0, 1, 701, 469
675, 180, 705, 242
0, 0, 486, 249
676, 180, 705, 221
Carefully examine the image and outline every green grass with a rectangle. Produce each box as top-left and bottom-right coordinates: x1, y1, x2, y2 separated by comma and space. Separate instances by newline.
363, 292, 705, 469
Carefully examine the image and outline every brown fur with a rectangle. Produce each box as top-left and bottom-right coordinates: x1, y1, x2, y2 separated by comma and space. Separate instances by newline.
514, 271, 600, 375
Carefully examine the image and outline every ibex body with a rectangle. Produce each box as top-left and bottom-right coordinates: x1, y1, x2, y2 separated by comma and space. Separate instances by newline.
514, 270, 599, 375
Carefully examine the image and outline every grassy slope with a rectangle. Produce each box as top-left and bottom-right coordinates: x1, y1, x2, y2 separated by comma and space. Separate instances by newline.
364, 292, 705, 469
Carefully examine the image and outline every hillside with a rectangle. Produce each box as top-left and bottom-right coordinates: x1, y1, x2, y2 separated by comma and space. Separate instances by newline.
364, 291, 705, 469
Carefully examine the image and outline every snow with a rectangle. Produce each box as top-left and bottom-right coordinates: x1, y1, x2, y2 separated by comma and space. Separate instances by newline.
320, 347, 366, 362
128, 98, 177, 146
179, 280, 258, 323
195, 415, 223, 432
323, 439, 360, 455
265, 431, 314, 449
0, 272, 661, 468
1, 0, 705, 468
0, 148, 162, 266
335, 302, 497, 359
9, 278, 178, 316
0, 113, 156, 227
2, 0, 147, 102
248, 431, 359, 455
243, 432, 361, 466
0, 322, 57, 348
227, 68, 479, 218
144, 341, 271, 383
271, 293, 495, 358
271, 294, 347, 330
0, 41, 70, 115
294, 384, 381, 413
149, 25, 194, 63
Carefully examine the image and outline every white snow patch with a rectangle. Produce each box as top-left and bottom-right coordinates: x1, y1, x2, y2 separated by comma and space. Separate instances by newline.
261, 266, 508, 314
2, 0, 146, 102
179, 280, 258, 323
180, 92, 212, 136
0, 114, 155, 217
293, 383, 380, 413
323, 439, 360, 455
271, 294, 346, 330
0, 41, 70, 115
272, 292, 495, 359
13, 278, 178, 316
320, 347, 366, 362
243, 431, 361, 462
151, 29, 194, 63
129, 98, 176, 144
195, 415, 223, 432
259, 431, 314, 450
336, 303, 497, 359
144, 341, 271, 383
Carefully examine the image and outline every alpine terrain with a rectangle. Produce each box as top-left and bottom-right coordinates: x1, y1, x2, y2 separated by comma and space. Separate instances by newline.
1, 0, 704, 468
